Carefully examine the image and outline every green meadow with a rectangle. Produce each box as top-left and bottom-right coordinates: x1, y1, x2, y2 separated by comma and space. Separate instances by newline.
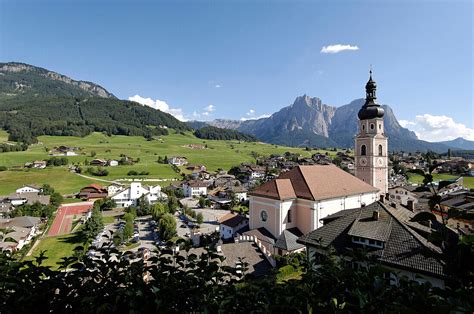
0, 131, 341, 195
407, 172, 474, 189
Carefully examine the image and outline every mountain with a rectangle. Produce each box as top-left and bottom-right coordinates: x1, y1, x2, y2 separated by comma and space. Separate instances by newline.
0, 62, 189, 143
207, 96, 454, 153
0, 62, 116, 99
439, 137, 474, 150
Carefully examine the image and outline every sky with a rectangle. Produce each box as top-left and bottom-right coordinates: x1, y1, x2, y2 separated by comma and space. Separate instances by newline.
0, 0, 472, 142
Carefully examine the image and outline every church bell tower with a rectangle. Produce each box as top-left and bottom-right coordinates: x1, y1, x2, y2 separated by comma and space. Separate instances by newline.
355, 70, 388, 195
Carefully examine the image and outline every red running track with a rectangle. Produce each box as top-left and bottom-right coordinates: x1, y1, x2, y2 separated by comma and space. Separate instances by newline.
48, 204, 93, 236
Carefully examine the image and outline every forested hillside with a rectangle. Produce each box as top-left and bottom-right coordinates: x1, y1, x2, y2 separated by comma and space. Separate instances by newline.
0, 96, 190, 143
194, 126, 257, 141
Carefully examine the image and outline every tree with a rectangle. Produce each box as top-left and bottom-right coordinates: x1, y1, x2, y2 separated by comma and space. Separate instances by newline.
81, 207, 104, 242
158, 213, 177, 241
196, 212, 204, 225
198, 196, 206, 208
168, 195, 179, 213
90, 151, 97, 157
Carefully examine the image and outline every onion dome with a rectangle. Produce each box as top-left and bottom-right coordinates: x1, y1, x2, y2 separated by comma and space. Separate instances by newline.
358, 70, 384, 120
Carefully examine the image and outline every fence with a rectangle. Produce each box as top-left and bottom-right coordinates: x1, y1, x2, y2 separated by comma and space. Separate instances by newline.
235, 235, 276, 267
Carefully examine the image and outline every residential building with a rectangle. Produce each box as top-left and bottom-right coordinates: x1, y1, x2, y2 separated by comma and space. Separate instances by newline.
3, 192, 50, 207
15, 184, 42, 194
0, 216, 41, 251
183, 180, 208, 197
297, 202, 447, 289
33, 160, 47, 169
108, 160, 119, 167
111, 182, 167, 207
219, 213, 249, 240
107, 183, 123, 197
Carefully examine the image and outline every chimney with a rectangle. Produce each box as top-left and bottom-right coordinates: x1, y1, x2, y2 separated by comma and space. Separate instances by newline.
373, 210, 380, 221
379, 194, 385, 203
385, 193, 390, 201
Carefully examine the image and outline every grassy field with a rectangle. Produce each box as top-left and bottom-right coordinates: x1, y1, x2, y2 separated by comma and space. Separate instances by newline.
407, 172, 474, 189
0, 131, 343, 195
28, 233, 83, 269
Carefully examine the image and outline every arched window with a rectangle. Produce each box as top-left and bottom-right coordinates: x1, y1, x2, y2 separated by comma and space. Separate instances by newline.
362, 124, 365, 131
370, 123, 375, 130
361, 145, 366, 156
378, 144, 383, 156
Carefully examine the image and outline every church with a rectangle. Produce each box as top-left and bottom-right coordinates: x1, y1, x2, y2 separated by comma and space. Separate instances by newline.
247, 72, 388, 255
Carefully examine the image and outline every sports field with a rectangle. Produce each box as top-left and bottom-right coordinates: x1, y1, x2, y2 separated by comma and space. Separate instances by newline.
48, 203, 93, 236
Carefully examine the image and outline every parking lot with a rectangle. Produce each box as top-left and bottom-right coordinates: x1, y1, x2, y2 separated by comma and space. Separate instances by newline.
176, 208, 230, 236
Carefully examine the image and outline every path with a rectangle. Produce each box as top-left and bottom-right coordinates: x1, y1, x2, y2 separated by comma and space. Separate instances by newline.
48, 202, 94, 236
73, 173, 116, 184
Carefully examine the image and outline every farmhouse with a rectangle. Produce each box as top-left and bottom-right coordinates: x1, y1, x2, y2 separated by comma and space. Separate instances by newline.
78, 184, 108, 200
32, 160, 47, 169
15, 184, 42, 194
219, 213, 248, 240
168, 156, 188, 166
90, 159, 107, 166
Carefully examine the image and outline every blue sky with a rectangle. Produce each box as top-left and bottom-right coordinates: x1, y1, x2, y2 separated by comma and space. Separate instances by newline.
0, 0, 472, 141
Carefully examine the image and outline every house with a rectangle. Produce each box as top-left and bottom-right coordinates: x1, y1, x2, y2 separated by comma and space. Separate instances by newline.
388, 186, 419, 210
297, 202, 447, 289
0, 216, 41, 251
32, 160, 47, 169
186, 164, 206, 172
78, 184, 108, 200
108, 160, 119, 167
107, 183, 123, 196
15, 184, 42, 194
227, 185, 248, 202
183, 180, 208, 197
438, 192, 474, 234
168, 156, 188, 166
90, 159, 107, 166
4, 192, 50, 207
248, 164, 379, 254
111, 182, 167, 208
219, 213, 249, 240
0, 201, 13, 218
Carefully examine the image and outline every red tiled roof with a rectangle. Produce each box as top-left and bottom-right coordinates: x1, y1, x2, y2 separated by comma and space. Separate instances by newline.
250, 165, 378, 201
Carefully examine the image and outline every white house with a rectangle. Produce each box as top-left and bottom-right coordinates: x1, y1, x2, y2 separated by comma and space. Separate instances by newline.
111, 182, 167, 208
183, 180, 208, 198
108, 160, 119, 167
219, 213, 249, 240
15, 185, 42, 194
107, 183, 123, 197
168, 156, 188, 166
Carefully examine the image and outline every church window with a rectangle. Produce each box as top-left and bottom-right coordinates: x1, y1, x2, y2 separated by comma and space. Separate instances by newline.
378, 144, 383, 156
362, 124, 365, 131
260, 210, 268, 222
288, 210, 292, 223
370, 123, 375, 130
361, 145, 366, 156
379, 124, 382, 130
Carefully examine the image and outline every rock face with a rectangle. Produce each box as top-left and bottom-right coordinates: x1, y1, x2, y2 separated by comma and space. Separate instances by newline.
207, 95, 454, 152
0, 62, 116, 99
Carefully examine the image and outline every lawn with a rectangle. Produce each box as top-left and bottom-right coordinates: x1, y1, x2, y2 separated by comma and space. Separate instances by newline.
27, 233, 84, 269
407, 172, 474, 189
102, 215, 118, 224
0, 131, 341, 195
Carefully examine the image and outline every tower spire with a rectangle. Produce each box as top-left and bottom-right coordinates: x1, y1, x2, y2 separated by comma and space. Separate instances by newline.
357, 68, 384, 120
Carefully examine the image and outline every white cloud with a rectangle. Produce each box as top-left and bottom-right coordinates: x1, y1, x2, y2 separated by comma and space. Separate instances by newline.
128, 94, 186, 121
320, 44, 359, 54
204, 105, 215, 113
240, 109, 270, 121
400, 114, 474, 142
214, 84, 221, 88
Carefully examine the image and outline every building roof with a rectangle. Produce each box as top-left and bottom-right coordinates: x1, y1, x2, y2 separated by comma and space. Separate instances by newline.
250, 165, 378, 201
0, 216, 41, 229
185, 180, 208, 188
347, 209, 392, 242
82, 184, 107, 192
6, 193, 50, 205
219, 213, 248, 228
298, 202, 446, 278
274, 228, 305, 251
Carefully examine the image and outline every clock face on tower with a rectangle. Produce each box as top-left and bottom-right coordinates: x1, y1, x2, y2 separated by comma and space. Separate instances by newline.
377, 158, 384, 166
359, 157, 367, 166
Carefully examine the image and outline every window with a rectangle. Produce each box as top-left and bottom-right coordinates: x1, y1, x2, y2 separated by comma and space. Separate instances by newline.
288, 210, 292, 223
260, 210, 268, 222
370, 123, 375, 130
361, 145, 366, 156
362, 124, 365, 131
378, 144, 383, 156
379, 124, 382, 130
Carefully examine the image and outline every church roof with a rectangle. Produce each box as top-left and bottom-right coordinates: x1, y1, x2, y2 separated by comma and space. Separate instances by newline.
250, 165, 378, 201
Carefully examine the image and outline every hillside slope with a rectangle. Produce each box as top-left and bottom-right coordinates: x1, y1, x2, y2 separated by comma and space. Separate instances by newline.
0, 62, 116, 99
